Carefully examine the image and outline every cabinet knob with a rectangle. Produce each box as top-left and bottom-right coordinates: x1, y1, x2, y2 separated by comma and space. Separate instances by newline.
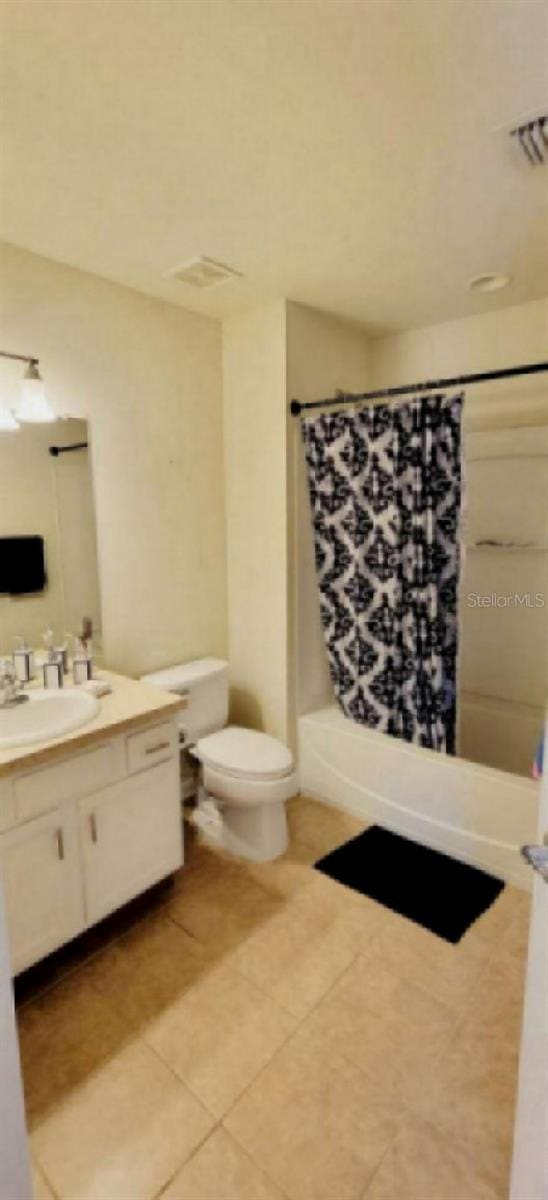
56, 828, 65, 861
89, 813, 98, 844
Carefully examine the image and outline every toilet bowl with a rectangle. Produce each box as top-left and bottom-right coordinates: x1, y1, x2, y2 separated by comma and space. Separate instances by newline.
141, 660, 298, 862
195, 726, 297, 860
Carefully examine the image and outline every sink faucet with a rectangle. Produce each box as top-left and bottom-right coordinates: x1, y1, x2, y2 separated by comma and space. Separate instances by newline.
0, 659, 28, 708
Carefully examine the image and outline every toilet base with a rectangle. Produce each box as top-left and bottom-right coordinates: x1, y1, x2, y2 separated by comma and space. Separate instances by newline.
195, 787, 288, 862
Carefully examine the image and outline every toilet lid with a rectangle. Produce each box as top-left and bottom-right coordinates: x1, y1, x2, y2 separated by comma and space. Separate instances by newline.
196, 726, 294, 780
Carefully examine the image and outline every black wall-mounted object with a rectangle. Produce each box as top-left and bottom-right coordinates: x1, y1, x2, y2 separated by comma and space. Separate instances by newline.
0, 536, 46, 595
49, 441, 88, 457
290, 359, 548, 416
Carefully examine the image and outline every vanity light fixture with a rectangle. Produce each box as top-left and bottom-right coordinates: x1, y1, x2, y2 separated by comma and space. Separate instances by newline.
0, 350, 56, 423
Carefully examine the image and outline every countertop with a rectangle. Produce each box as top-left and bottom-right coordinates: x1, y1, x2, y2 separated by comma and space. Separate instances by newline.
0, 670, 186, 777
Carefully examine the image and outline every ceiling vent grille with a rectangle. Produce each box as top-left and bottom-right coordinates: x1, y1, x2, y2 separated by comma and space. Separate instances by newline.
509, 114, 548, 165
165, 256, 242, 289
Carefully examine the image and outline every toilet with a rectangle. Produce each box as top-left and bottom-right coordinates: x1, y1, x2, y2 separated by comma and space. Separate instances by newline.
141, 659, 298, 862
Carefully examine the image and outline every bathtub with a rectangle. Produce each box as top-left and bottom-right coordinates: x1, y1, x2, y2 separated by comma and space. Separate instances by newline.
298, 704, 539, 889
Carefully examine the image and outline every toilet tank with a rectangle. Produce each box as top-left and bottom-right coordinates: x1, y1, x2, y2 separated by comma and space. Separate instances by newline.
141, 658, 229, 744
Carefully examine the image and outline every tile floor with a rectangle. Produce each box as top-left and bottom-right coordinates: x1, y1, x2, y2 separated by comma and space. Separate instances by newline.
15, 796, 529, 1200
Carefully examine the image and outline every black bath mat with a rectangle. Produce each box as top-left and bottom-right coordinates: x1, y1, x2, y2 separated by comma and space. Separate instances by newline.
315, 825, 504, 943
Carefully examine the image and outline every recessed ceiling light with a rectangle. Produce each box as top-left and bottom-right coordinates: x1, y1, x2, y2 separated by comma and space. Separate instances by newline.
468, 273, 512, 294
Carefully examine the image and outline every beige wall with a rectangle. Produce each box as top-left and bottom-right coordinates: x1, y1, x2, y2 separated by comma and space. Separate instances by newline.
287, 303, 371, 722
0, 416, 100, 650
222, 300, 288, 740
371, 297, 548, 429
222, 299, 371, 745
0, 242, 226, 677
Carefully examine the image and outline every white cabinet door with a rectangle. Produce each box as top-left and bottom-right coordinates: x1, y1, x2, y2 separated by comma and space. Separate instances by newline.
80, 758, 182, 927
0, 808, 84, 975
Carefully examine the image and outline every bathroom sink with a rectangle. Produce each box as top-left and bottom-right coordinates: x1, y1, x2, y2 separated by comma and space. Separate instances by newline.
0, 688, 100, 748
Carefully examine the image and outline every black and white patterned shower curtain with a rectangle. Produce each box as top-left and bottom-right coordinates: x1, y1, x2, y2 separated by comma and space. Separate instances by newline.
301, 393, 463, 753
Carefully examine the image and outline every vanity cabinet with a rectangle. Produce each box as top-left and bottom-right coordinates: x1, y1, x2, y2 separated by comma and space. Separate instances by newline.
80, 758, 181, 926
1, 808, 84, 974
0, 717, 182, 975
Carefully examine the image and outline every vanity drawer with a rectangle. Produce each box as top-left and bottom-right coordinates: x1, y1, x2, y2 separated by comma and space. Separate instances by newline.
126, 721, 178, 774
14, 740, 126, 824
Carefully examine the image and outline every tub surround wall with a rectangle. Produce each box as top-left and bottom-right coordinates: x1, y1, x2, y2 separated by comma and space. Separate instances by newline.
460, 424, 548, 773
0, 242, 227, 677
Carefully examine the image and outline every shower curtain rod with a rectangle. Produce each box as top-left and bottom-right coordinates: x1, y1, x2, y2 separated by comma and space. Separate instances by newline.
289, 360, 548, 416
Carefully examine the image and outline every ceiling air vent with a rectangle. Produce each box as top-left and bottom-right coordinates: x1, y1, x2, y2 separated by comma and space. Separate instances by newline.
509, 113, 548, 166
165, 256, 242, 289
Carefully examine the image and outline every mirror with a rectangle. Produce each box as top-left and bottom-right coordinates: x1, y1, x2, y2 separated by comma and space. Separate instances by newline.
0, 418, 102, 657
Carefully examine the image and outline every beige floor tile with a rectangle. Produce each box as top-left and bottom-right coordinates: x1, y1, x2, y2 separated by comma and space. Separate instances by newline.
503, 897, 532, 960
228, 884, 361, 1018
466, 946, 527, 1041
286, 795, 366, 858
363, 1113, 501, 1200
32, 1163, 57, 1200
243, 839, 319, 899
32, 1040, 214, 1200
14, 878, 174, 1010
84, 912, 208, 1033
302, 954, 457, 1103
306, 870, 392, 955
366, 909, 488, 1011
225, 1025, 401, 1200
146, 962, 296, 1117
173, 836, 236, 890
160, 1127, 286, 1200
461, 885, 530, 954
17, 971, 131, 1125
169, 856, 282, 957
19, 816, 523, 1200
404, 1015, 520, 1190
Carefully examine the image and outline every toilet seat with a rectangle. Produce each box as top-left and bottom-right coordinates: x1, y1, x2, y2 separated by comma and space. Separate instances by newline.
196, 726, 294, 782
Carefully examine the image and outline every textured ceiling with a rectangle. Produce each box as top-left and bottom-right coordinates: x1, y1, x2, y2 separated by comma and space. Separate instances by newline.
1, 0, 547, 333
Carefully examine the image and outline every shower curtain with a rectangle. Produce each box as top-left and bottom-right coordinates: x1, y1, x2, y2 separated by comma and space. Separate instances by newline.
301, 392, 463, 753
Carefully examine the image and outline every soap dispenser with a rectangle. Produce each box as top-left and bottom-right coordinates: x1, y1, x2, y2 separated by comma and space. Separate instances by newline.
42, 628, 64, 689
72, 639, 91, 685
13, 637, 34, 683
43, 648, 64, 689
72, 617, 94, 684
55, 636, 70, 674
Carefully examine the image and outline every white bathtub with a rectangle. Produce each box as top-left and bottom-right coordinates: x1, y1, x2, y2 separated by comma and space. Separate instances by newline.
298, 704, 539, 889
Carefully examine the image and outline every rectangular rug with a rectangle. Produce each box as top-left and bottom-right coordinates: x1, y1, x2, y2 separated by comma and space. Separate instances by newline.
315, 824, 505, 943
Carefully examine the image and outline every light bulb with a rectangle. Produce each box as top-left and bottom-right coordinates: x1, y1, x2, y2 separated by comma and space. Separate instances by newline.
16, 362, 56, 423
0, 402, 19, 431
